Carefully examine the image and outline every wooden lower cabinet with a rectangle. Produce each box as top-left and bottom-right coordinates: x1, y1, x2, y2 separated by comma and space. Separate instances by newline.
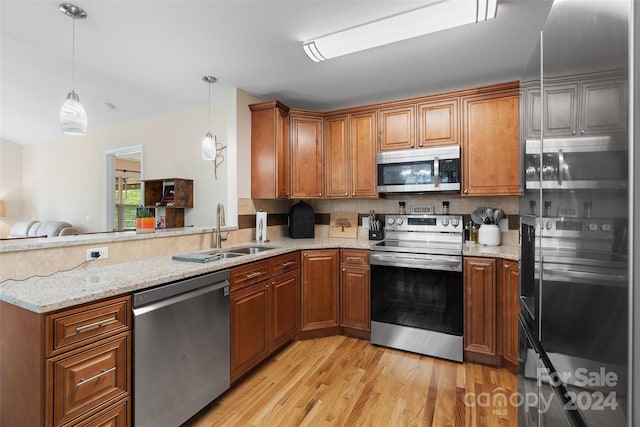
230, 281, 270, 381
230, 254, 300, 382
340, 249, 370, 336
464, 257, 521, 369
463, 257, 498, 365
270, 270, 299, 350
0, 296, 131, 427
300, 249, 340, 334
499, 259, 520, 370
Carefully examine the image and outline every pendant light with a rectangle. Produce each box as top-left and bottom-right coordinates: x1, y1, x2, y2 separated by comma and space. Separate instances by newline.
59, 3, 88, 135
201, 76, 227, 179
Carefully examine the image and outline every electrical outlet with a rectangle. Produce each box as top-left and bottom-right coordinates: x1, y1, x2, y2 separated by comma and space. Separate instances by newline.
86, 247, 109, 261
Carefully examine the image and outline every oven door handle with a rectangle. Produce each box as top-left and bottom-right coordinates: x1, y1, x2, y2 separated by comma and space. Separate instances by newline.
434, 156, 440, 188
369, 253, 461, 270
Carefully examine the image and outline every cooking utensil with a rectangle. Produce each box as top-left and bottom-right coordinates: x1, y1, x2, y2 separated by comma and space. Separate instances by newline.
485, 208, 494, 223
471, 209, 484, 225
493, 209, 503, 224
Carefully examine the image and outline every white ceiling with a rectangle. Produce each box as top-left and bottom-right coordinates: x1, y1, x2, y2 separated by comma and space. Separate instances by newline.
0, 0, 552, 146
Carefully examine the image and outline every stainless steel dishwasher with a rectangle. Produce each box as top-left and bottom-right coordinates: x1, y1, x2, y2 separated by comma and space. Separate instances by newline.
132, 270, 230, 427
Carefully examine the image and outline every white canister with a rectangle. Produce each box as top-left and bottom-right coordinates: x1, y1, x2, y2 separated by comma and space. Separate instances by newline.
478, 224, 501, 246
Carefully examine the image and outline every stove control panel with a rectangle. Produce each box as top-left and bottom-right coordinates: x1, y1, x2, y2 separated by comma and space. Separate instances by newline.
384, 215, 463, 233
538, 217, 618, 240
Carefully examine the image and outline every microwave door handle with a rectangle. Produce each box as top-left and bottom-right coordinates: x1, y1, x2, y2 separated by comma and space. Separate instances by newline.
434, 157, 439, 188
557, 149, 564, 185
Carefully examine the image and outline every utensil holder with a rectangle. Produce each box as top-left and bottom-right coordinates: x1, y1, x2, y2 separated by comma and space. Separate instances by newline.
478, 224, 500, 246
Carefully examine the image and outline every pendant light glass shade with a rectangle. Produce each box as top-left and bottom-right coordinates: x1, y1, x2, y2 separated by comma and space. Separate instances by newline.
202, 131, 215, 161
59, 3, 87, 135
60, 90, 87, 135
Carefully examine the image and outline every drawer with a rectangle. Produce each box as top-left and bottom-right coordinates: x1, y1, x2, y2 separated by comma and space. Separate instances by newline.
341, 249, 369, 267
49, 332, 130, 427
229, 260, 269, 291
47, 296, 131, 357
71, 396, 130, 427
269, 252, 300, 277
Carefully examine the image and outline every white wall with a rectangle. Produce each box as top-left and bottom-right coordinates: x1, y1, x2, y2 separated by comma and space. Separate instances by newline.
16, 86, 255, 233
0, 138, 23, 236
236, 89, 261, 199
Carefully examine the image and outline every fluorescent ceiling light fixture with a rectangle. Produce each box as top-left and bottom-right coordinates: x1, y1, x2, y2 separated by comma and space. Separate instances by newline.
303, 0, 498, 62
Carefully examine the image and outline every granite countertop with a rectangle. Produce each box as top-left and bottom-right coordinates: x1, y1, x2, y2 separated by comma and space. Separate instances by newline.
0, 237, 519, 314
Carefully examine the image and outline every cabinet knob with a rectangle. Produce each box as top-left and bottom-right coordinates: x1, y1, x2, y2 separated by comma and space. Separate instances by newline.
319, 193, 322, 197
342, 268, 346, 272
345, 192, 348, 196
464, 189, 469, 194
419, 143, 423, 147
304, 253, 308, 257
410, 144, 415, 148
572, 130, 576, 135
504, 264, 509, 269
352, 192, 355, 196
581, 129, 585, 135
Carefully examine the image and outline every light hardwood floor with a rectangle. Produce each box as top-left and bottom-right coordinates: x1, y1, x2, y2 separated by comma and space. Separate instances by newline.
186, 336, 518, 427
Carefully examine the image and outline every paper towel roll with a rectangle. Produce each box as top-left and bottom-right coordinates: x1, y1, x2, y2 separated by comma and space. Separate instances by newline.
256, 211, 267, 243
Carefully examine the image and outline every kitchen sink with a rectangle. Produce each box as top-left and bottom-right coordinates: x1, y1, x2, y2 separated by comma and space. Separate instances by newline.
229, 245, 277, 254
172, 251, 245, 263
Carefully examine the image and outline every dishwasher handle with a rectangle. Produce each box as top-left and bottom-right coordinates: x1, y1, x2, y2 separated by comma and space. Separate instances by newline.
132, 269, 229, 308
133, 281, 228, 317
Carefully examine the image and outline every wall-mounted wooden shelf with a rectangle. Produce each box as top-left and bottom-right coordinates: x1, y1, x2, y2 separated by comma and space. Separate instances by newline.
142, 178, 193, 228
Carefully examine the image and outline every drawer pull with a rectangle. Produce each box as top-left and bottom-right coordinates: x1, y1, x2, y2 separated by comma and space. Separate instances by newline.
75, 319, 117, 333
77, 367, 116, 387
245, 272, 263, 279
281, 261, 295, 267
346, 257, 364, 262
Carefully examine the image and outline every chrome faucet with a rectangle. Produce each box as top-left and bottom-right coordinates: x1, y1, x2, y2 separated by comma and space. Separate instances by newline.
214, 203, 226, 249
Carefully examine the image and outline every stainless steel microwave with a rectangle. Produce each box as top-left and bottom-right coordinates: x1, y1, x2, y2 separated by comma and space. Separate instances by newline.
377, 146, 461, 193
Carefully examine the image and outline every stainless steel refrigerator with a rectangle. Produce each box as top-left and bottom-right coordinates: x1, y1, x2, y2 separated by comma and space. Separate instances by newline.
519, 1, 631, 426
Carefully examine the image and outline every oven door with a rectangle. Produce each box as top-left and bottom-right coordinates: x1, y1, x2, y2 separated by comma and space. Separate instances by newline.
370, 255, 463, 361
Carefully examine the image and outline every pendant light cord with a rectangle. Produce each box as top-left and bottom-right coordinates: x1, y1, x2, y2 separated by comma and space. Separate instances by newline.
71, 16, 76, 91
208, 81, 211, 133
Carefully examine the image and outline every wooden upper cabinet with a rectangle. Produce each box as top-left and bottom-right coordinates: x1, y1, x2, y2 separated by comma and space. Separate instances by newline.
544, 82, 579, 137
417, 98, 459, 147
462, 86, 520, 196
378, 104, 416, 151
250, 101, 290, 199
324, 111, 377, 198
579, 77, 627, 136
324, 115, 349, 198
290, 112, 324, 198
350, 111, 377, 197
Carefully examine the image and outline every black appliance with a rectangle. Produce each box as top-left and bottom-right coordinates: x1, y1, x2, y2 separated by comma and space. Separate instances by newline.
288, 200, 315, 238
369, 214, 463, 362
518, 1, 630, 425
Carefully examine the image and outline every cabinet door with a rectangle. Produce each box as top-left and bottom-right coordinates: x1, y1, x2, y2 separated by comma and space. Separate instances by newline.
291, 113, 323, 198
270, 270, 299, 351
340, 266, 370, 331
378, 105, 415, 151
526, 87, 541, 139
350, 111, 378, 197
500, 259, 520, 367
230, 282, 269, 381
300, 249, 339, 331
580, 77, 627, 136
250, 101, 290, 199
543, 82, 579, 137
463, 257, 497, 363
462, 91, 520, 196
49, 333, 130, 427
324, 115, 350, 198
417, 98, 459, 147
